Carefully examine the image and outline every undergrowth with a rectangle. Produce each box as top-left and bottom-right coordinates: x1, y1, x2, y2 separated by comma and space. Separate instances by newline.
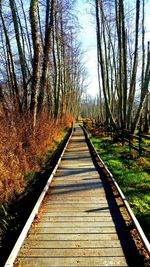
90, 132, 150, 240
0, 111, 73, 205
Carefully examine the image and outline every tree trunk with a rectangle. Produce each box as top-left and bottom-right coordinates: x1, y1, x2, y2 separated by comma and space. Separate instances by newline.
132, 42, 150, 132
9, 0, 28, 110
30, 0, 40, 128
127, 0, 140, 129
120, 0, 127, 128
20, 0, 33, 63
37, 0, 54, 115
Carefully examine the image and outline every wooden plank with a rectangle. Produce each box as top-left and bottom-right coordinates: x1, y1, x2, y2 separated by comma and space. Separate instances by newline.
43, 204, 110, 210
50, 185, 104, 193
49, 191, 107, 197
36, 221, 116, 227
21, 240, 122, 249
43, 203, 110, 208
17, 257, 128, 267
40, 216, 114, 222
19, 247, 125, 257
41, 212, 112, 216
31, 227, 118, 234
53, 180, 101, 184
46, 196, 107, 202
47, 199, 109, 206
26, 233, 120, 241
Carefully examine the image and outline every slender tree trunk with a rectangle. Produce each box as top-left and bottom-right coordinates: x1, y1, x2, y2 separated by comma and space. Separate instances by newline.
55, 8, 61, 118
38, 4, 44, 49
97, 52, 103, 122
132, 42, 150, 132
60, 0, 66, 117
127, 0, 140, 129
30, 0, 40, 128
120, 0, 127, 128
115, 0, 123, 128
9, 0, 28, 109
52, 24, 58, 118
20, 0, 32, 63
141, 0, 145, 88
37, 0, 54, 114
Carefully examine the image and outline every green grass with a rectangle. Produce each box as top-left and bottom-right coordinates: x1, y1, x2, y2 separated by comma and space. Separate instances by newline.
90, 134, 150, 239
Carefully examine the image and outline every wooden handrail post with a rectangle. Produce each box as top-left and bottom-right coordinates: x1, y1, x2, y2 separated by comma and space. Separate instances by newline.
139, 117, 142, 156
129, 132, 131, 153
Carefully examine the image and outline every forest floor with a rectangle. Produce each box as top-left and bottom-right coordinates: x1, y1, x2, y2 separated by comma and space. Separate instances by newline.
89, 130, 150, 242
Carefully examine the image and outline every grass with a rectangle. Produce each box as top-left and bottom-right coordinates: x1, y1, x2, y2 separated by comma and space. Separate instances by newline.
90, 133, 150, 240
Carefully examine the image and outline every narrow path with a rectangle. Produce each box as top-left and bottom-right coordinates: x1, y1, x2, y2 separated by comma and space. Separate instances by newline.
16, 125, 129, 266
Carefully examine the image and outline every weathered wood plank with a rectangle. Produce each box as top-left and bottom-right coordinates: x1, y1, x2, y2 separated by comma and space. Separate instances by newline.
41, 211, 112, 216
46, 201, 109, 204
45, 203, 109, 207
40, 216, 114, 222
22, 240, 122, 249
36, 221, 116, 227
26, 233, 121, 241
43, 204, 111, 210
50, 188, 105, 195
31, 227, 118, 234
20, 247, 125, 257
46, 197, 108, 203
17, 257, 128, 267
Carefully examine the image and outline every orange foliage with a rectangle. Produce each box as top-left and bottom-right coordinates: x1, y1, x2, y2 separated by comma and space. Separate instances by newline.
0, 110, 73, 205
91, 128, 105, 136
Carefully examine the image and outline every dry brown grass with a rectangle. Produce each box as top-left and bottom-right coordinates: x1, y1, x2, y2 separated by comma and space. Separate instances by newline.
0, 110, 73, 205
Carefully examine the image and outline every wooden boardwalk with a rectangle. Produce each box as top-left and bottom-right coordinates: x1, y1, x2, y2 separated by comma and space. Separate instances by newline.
16, 125, 130, 266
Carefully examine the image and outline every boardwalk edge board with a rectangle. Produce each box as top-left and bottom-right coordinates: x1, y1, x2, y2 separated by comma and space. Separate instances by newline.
82, 125, 150, 255
4, 128, 74, 267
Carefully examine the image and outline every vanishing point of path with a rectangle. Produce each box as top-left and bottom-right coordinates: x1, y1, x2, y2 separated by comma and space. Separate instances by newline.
16, 125, 139, 266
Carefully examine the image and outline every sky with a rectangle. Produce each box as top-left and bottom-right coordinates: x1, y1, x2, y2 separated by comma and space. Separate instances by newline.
75, 0, 99, 97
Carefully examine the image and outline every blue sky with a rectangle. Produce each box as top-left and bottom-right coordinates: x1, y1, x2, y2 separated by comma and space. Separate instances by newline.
75, 0, 99, 97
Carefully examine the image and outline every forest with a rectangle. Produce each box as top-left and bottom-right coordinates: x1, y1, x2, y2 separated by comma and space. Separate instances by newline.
0, 0, 86, 206
82, 0, 150, 135
0, 0, 149, 263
